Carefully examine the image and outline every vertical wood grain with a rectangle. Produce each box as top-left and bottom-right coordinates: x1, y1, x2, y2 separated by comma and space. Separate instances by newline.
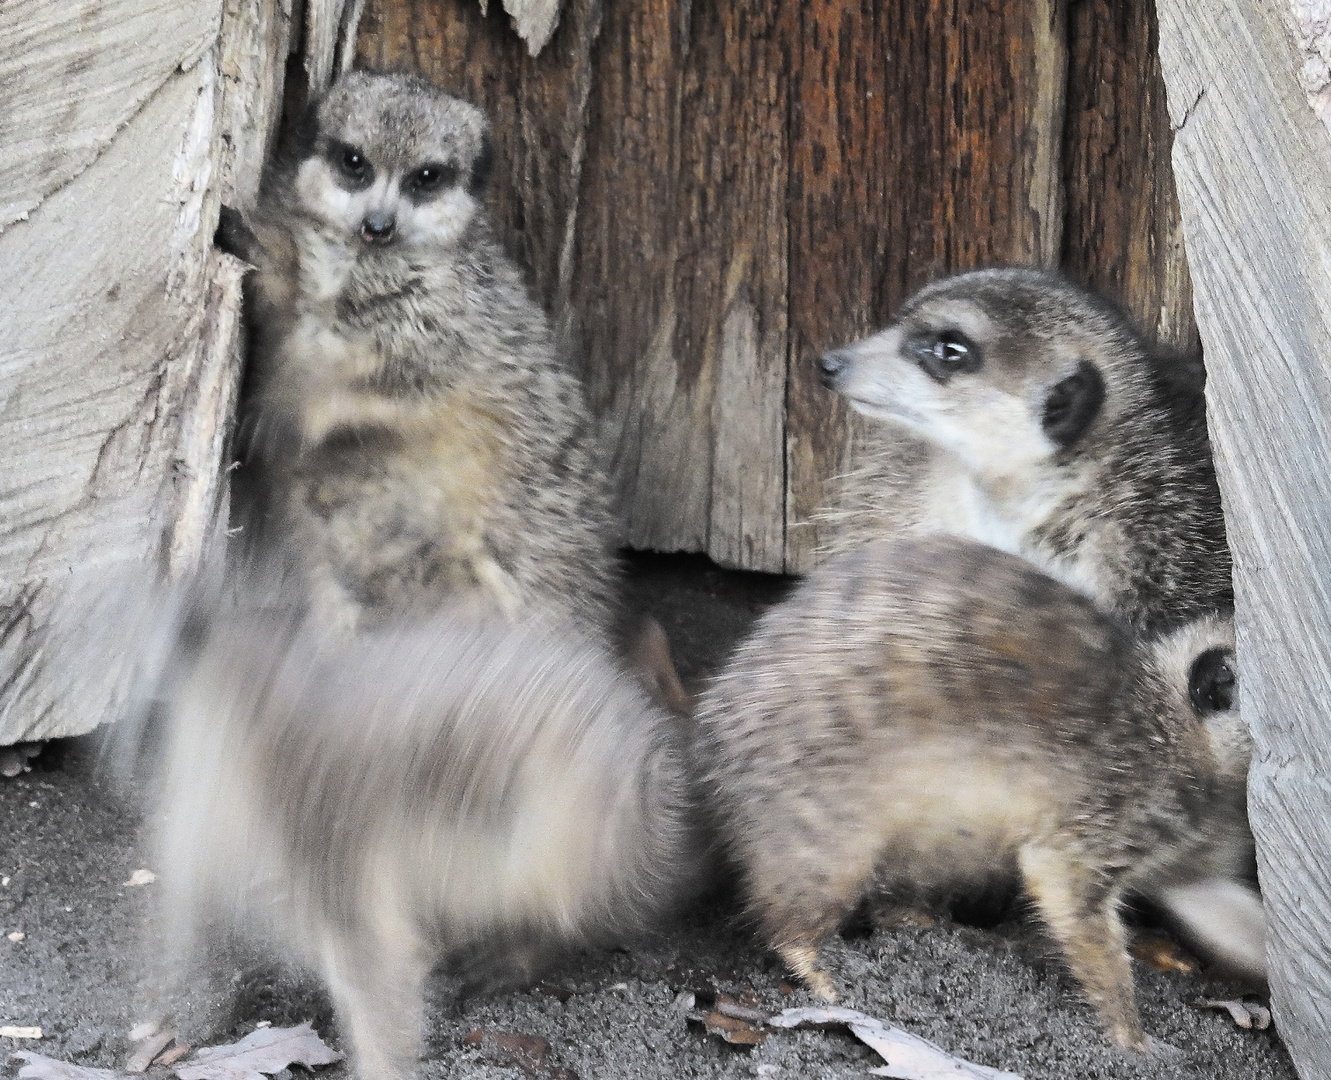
784, 0, 1067, 569
1157, 2, 1331, 1074
1063, 0, 1198, 352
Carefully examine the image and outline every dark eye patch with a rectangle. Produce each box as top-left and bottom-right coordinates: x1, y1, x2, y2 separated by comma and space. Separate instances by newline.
328, 141, 374, 191
906, 329, 983, 384
1188, 646, 1237, 714
404, 161, 460, 201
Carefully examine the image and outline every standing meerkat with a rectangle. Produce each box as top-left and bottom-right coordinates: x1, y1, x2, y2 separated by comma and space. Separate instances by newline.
697, 535, 1258, 1051
817, 267, 1230, 637
146, 607, 700, 1080
233, 71, 617, 636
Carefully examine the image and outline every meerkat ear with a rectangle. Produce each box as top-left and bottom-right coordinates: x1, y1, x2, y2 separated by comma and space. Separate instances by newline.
1041, 360, 1106, 450
468, 132, 495, 195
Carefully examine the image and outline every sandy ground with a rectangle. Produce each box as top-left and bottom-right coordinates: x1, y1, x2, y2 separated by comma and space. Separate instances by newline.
0, 554, 1298, 1080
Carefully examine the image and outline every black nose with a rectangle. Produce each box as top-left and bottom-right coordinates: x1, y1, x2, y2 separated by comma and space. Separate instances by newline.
360, 212, 396, 245
818, 349, 850, 389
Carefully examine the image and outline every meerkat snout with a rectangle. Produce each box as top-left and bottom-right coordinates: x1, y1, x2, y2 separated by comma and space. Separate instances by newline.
360, 210, 396, 245
817, 348, 851, 389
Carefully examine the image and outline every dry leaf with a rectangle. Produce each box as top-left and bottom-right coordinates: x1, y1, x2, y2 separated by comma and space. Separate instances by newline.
461, 1030, 577, 1078
769, 1007, 1022, 1080
694, 1010, 767, 1046
1194, 998, 1272, 1030
3, 1027, 44, 1039
122, 870, 156, 888
1131, 933, 1197, 975
12, 1052, 124, 1080
173, 1022, 341, 1080
155, 1046, 192, 1069
124, 1030, 175, 1073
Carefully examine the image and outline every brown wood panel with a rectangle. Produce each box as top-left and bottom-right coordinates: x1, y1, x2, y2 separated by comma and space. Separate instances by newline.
358, 0, 790, 569
784, 0, 1067, 569
1063, 0, 1198, 352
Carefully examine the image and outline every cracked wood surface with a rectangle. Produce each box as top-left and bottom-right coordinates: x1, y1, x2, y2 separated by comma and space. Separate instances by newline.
1157, 2, 1331, 1076
0, 0, 288, 743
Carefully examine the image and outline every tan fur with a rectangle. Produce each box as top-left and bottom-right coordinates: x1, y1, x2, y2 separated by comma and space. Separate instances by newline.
698, 535, 1252, 1051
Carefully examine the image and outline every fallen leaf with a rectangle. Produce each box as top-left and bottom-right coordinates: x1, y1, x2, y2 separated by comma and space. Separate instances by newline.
2, 1027, 44, 1039
124, 1029, 175, 1073
155, 1046, 192, 1069
173, 1022, 341, 1080
12, 1052, 125, 1080
691, 1010, 767, 1046
769, 1007, 1022, 1080
461, 1030, 577, 1078
1131, 933, 1197, 975
1194, 998, 1272, 1031
9, 931, 25, 942
122, 870, 156, 888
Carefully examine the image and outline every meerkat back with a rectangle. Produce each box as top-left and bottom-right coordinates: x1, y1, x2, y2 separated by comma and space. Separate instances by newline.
817, 267, 1230, 637
151, 608, 698, 1080
235, 71, 617, 638
699, 533, 1236, 1050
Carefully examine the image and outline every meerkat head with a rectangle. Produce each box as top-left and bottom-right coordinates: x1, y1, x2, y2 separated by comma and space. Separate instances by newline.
292, 71, 495, 253
1150, 613, 1248, 781
818, 269, 1149, 478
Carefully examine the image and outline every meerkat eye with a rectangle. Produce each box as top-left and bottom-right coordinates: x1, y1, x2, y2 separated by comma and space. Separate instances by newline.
1188, 646, 1237, 714
329, 142, 374, 190
405, 162, 460, 200
908, 330, 982, 383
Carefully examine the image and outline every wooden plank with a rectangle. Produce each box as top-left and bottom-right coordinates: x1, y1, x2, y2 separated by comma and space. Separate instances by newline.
784, 0, 1067, 570
1062, 0, 1197, 352
1155, 3, 1331, 1075
0, 0, 288, 743
0, 0, 219, 230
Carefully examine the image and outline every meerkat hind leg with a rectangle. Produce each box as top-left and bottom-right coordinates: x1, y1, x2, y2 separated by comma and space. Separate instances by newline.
775, 940, 839, 1002
1019, 844, 1148, 1052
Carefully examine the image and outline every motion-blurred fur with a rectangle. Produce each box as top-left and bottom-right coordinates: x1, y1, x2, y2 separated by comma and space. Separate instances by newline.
150, 609, 698, 1080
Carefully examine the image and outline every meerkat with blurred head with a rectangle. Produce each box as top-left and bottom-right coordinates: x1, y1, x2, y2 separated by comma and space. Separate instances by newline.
698, 534, 1258, 1051
233, 71, 616, 636
146, 606, 701, 1080
817, 268, 1230, 637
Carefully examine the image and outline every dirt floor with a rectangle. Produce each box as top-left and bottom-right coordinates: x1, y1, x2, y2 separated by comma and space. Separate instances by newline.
0, 554, 1299, 1080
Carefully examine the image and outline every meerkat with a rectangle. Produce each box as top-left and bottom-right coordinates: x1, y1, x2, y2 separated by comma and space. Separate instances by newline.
697, 534, 1257, 1051
817, 267, 1230, 637
144, 605, 699, 1080
231, 71, 616, 637
1136, 614, 1266, 979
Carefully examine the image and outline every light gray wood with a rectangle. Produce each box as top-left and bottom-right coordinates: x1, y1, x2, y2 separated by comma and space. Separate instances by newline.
1156, 3, 1331, 1076
0, 0, 289, 744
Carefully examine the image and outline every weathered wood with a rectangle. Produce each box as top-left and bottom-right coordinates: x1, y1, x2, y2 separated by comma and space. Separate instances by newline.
0, 0, 289, 743
1156, 3, 1331, 1076
784, 0, 1068, 568
359, 0, 789, 569
1062, 0, 1197, 353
